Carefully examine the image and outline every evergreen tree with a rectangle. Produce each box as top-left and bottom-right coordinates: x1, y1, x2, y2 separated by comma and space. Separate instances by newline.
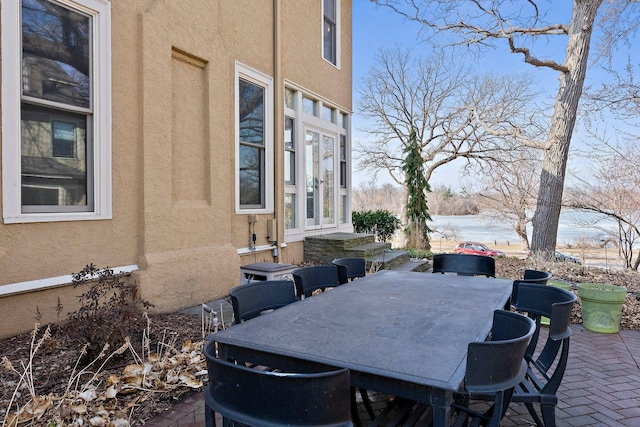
403, 129, 432, 250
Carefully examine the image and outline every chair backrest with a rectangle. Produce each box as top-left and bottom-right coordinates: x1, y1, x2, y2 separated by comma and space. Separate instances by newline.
523, 269, 552, 284
465, 310, 535, 393
510, 270, 552, 304
432, 253, 495, 277
511, 282, 576, 394
332, 257, 366, 284
291, 265, 340, 299
204, 347, 352, 427
229, 280, 296, 325
458, 310, 534, 427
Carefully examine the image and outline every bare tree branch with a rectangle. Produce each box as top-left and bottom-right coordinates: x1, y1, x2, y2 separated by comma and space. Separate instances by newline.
372, 0, 640, 260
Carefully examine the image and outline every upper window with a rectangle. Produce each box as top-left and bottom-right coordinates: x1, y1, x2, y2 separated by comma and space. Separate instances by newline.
2, 0, 112, 223
235, 63, 273, 213
323, 0, 338, 66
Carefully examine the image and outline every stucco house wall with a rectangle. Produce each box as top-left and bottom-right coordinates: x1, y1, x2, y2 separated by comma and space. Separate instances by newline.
0, 0, 352, 338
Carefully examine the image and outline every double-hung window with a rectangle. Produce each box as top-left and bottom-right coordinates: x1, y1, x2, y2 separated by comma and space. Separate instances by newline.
235, 63, 273, 213
2, 0, 112, 223
323, 0, 338, 66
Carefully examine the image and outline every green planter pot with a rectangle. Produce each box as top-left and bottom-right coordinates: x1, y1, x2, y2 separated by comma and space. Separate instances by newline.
577, 283, 627, 333
541, 280, 573, 326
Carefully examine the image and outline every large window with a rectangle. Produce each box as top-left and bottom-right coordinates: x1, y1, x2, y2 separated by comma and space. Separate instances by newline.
323, 0, 338, 66
236, 63, 273, 213
2, 0, 112, 223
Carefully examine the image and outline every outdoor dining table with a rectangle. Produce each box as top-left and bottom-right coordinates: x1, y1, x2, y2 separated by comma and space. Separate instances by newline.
210, 269, 513, 427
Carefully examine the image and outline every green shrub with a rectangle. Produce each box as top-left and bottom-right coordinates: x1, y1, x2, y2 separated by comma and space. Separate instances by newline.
67, 264, 153, 361
352, 209, 400, 242
406, 247, 433, 259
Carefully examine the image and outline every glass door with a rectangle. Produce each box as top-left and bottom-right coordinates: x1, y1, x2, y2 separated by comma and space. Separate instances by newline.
305, 129, 335, 228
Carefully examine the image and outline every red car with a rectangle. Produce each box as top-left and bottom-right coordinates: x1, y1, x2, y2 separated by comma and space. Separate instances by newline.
453, 241, 505, 257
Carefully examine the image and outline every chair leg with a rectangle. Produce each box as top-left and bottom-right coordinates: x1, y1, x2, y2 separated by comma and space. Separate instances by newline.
524, 402, 545, 427
351, 387, 363, 427
540, 403, 556, 427
359, 388, 376, 421
205, 403, 216, 427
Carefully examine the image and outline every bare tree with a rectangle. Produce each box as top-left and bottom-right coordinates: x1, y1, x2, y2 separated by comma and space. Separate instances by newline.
372, 0, 640, 260
352, 182, 402, 213
356, 47, 542, 239
587, 58, 640, 119
468, 148, 541, 250
565, 139, 640, 269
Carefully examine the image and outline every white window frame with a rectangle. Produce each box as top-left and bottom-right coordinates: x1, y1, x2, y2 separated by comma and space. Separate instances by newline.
283, 84, 352, 242
322, 0, 341, 68
235, 62, 274, 214
2, 0, 112, 223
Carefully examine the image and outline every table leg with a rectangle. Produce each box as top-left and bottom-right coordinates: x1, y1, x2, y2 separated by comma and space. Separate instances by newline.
431, 389, 453, 427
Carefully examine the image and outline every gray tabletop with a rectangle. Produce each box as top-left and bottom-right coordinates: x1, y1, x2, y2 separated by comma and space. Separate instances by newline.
213, 270, 513, 396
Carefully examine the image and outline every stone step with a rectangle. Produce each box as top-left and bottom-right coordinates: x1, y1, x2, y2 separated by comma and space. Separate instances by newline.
392, 258, 431, 272
344, 241, 392, 258
366, 249, 411, 271
304, 233, 377, 264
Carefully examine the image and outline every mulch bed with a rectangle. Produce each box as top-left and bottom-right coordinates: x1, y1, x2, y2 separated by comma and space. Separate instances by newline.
0, 313, 206, 426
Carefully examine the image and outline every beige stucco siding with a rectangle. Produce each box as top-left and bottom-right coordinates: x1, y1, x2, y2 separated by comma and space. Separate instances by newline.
0, 0, 352, 338
282, 0, 353, 110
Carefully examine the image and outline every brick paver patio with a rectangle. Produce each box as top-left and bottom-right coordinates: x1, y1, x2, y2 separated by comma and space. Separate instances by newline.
145, 324, 640, 427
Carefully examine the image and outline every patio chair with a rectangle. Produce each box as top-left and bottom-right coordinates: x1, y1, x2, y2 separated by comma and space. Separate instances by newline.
229, 280, 296, 325
450, 310, 536, 427
432, 253, 495, 277
332, 257, 367, 284
203, 342, 352, 427
509, 270, 551, 305
523, 269, 552, 284
291, 265, 341, 299
370, 310, 534, 427
508, 282, 577, 427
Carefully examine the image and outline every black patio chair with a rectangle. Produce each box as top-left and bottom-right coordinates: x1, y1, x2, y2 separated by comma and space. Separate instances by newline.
291, 265, 341, 299
332, 257, 367, 285
523, 269, 552, 284
508, 282, 577, 427
229, 280, 296, 325
203, 341, 352, 427
432, 253, 495, 277
450, 310, 536, 427
510, 270, 551, 304
370, 310, 534, 427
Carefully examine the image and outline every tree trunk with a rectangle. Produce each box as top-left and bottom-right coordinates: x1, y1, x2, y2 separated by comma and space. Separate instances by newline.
531, 0, 603, 260
515, 218, 530, 251
397, 184, 408, 248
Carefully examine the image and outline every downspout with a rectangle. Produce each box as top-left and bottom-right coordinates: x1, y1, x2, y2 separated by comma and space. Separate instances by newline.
273, 0, 284, 262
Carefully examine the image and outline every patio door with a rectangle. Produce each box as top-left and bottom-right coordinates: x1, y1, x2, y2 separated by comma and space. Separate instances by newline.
305, 129, 335, 228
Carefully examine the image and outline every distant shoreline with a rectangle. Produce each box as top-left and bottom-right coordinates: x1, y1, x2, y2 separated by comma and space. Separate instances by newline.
429, 237, 625, 270
429, 213, 618, 247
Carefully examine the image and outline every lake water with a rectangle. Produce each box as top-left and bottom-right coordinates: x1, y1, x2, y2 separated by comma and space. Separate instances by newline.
429, 211, 618, 245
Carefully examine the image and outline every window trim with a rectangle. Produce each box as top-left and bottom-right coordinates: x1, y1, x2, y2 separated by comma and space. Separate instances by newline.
235, 62, 274, 214
2, 0, 112, 223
